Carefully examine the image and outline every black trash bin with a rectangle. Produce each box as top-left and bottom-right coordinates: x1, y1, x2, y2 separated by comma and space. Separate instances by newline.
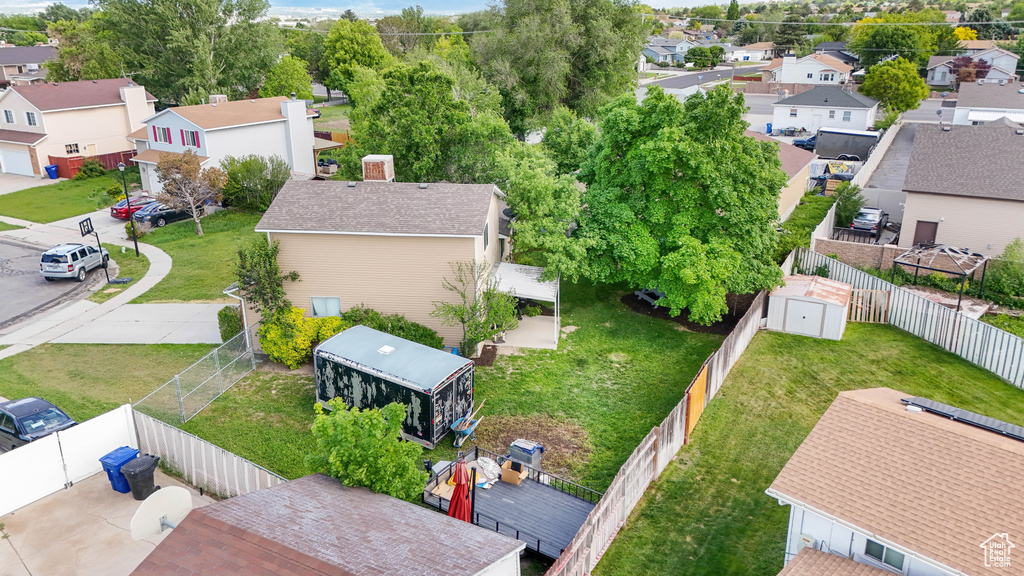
121, 454, 161, 501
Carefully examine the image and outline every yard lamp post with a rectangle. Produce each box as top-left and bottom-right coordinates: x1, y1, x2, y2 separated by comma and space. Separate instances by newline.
119, 162, 140, 257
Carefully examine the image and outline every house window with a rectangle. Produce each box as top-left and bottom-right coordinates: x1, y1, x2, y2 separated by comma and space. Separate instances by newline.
865, 540, 905, 571
65, 143, 79, 155
820, 72, 834, 82
938, 71, 947, 81
789, 108, 797, 117
3, 110, 12, 124
153, 126, 172, 144
484, 222, 490, 250
310, 297, 342, 318
182, 130, 200, 147
25, 111, 36, 126
806, 73, 813, 79
829, 110, 835, 119
843, 111, 852, 122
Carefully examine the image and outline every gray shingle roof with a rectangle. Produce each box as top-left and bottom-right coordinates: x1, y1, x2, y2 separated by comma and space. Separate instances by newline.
821, 50, 859, 65
0, 45, 55, 66
927, 55, 953, 69
256, 179, 497, 236
814, 41, 848, 51
774, 86, 878, 109
903, 120, 1024, 202
956, 81, 1024, 110
645, 45, 675, 56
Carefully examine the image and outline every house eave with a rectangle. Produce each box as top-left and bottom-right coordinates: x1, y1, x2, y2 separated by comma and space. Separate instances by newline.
255, 228, 481, 239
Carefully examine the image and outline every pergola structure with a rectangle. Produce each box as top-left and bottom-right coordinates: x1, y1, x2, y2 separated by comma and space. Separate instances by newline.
891, 244, 989, 311
491, 262, 560, 344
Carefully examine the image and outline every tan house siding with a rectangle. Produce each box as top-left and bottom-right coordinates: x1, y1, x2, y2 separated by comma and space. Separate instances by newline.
270, 232, 477, 346
778, 163, 812, 221
27, 145, 41, 176
899, 192, 1024, 255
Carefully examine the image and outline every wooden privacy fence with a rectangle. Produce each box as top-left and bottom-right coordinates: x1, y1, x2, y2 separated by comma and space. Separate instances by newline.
545, 291, 767, 576
48, 150, 137, 179
799, 248, 1024, 388
849, 289, 889, 323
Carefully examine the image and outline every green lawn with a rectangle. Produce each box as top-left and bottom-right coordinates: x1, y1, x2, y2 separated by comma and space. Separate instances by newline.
0, 167, 141, 223
983, 314, 1024, 338
133, 209, 262, 303
0, 221, 23, 231
314, 103, 351, 129
87, 243, 151, 304
0, 344, 215, 420
594, 323, 1024, 576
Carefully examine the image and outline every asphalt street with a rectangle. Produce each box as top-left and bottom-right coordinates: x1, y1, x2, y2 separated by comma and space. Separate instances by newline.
649, 67, 734, 90
0, 238, 98, 329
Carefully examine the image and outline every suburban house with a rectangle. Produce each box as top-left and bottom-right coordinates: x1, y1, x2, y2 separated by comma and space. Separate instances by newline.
811, 40, 859, 67
746, 130, 815, 221
648, 36, 696, 63
772, 86, 879, 132
0, 45, 56, 88
132, 474, 526, 575
959, 39, 996, 55
761, 53, 853, 85
952, 80, 1024, 125
899, 120, 1024, 254
731, 41, 776, 62
643, 44, 677, 65
767, 387, 1024, 576
941, 9, 961, 22
130, 95, 316, 194
926, 47, 1020, 87
0, 78, 156, 177
254, 156, 509, 346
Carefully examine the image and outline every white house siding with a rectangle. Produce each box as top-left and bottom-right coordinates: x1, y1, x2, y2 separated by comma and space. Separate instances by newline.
899, 192, 1024, 255
775, 59, 847, 84
783, 506, 954, 576
772, 105, 876, 132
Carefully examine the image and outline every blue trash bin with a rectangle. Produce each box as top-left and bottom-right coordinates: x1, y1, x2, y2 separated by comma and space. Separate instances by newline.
99, 446, 139, 493
766, 123, 773, 135
44, 164, 59, 180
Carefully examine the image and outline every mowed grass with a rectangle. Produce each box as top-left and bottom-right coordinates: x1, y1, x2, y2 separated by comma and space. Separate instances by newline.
133, 209, 262, 303
0, 221, 23, 231
87, 243, 151, 304
0, 167, 140, 223
314, 103, 351, 128
594, 323, 1024, 576
0, 344, 215, 420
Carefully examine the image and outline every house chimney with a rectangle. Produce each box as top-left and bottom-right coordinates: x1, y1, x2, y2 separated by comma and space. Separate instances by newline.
290, 92, 296, 100
361, 154, 395, 182
209, 94, 228, 104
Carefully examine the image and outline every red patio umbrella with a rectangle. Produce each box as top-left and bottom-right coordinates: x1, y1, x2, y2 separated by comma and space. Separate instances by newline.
447, 459, 473, 523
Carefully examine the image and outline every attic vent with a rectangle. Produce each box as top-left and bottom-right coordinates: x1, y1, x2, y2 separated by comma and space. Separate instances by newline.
377, 345, 396, 355
347, 182, 356, 187
942, 125, 952, 131
419, 183, 428, 189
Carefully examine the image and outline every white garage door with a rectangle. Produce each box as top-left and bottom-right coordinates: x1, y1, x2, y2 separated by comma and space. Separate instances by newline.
0, 148, 34, 176
784, 299, 825, 338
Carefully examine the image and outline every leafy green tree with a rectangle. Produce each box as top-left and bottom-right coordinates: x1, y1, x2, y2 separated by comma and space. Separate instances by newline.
93, 0, 282, 102
988, 238, 1024, 297
285, 30, 327, 92
38, 3, 88, 24
235, 236, 300, 316
860, 57, 929, 113
155, 150, 226, 236
833, 182, 866, 227
259, 55, 313, 100
686, 46, 714, 68
307, 401, 428, 501
726, 0, 740, 21
541, 107, 598, 175
321, 18, 391, 96
933, 25, 963, 56
12, 31, 48, 46
849, 14, 939, 67
220, 154, 291, 211
964, 7, 995, 39
691, 5, 723, 21
431, 261, 519, 354
575, 86, 786, 325
45, 18, 121, 82
1009, 3, 1024, 22
775, 15, 808, 51
341, 9, 358, 21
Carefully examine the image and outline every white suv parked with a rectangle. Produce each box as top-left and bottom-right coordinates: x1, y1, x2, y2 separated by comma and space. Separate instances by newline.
39, 243, 109, 282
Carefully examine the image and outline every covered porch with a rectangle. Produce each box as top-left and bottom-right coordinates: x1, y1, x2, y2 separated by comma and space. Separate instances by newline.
490, 262, 560, 350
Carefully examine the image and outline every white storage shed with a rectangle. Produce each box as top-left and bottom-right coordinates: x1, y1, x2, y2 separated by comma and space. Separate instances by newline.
767, 275, 853, 340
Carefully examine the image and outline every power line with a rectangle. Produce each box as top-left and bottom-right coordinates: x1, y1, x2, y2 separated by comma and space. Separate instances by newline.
281, 25, 495, 36
647, 15, 1024, 26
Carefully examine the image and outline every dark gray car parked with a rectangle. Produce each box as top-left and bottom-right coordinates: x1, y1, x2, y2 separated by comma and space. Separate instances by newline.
0, 397, 76, 452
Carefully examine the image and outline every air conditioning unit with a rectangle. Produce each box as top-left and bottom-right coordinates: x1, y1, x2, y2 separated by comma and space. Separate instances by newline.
797, 533, 817, 552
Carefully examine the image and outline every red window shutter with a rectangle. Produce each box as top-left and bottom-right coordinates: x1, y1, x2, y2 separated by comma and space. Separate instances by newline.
167, 128, 173, 144
195, 132, 201, 148
180, 129, 185, 145
152, 126, 157, 141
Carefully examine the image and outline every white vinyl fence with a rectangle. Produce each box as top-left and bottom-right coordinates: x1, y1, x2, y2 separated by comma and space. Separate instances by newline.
134, 410, 285, 498
0, 405, 137, 516
798, 248, 1024, 388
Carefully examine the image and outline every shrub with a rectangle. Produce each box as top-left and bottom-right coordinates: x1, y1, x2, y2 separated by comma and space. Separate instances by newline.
106, 182, 127, 199
833, 182, 866, 228
220, 154, 290, 211
341, 305, 443, 349
774, 195, 836, 262
258, 307, 351, 369
656, 61, 670, 67
124, 220, 147, 240
218, 305, 243, 341
987, 238, 1024, 298
523, 305, 542, 317
72, 159, 106, 180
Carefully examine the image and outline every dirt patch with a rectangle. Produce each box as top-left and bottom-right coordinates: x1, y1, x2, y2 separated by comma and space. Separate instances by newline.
256, 360, 314, 376
473, 345, 498, 367
317, 119, 350, 131
472, 414, 592, 480
620, 291, 758, 336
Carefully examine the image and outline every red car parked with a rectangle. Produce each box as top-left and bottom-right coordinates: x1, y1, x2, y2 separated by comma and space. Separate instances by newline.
110, 196, 157, 219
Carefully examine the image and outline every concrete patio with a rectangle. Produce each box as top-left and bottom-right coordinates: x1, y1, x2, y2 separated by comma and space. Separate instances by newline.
0, 470, 214, 576
490, 315, 559, 350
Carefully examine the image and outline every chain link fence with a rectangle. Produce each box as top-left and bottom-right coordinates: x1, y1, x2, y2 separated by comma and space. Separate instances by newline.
135, 328, 259, 423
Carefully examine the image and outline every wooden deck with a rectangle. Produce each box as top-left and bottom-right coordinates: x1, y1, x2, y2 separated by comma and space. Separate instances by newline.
437, 477, 596, 558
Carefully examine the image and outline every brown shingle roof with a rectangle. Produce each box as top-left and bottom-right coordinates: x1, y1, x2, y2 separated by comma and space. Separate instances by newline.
768, 388, 1024, 576
778, 549, 893, 576
807, 52, 852, 73
132, 474, 524, 576
256, 179, 498, 236
745, 131, 816, 180
127, 126, 148, 141
160, 97, 318, 130
742, 41, 776, 50
0, 129, 45, 145
903, 121, 1024, 202
10, 78, 156, 111
957, 81, 1024, 110
961, 39, 996, 50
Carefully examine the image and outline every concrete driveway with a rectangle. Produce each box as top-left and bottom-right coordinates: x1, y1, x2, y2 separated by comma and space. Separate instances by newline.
0, 238, 104, 330
51, 303, 229, 344
862, 123, 918, 223
0, 173, 61, 197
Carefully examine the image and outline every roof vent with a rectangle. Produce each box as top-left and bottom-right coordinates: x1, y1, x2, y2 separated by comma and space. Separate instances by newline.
419, 183, 428, 189
978, 79, 984, 85
92, 80, 97, 83
251, 99, 256, 103
1017, 129, 1024, 135
942, 125, 952, 131
346, 181, 356, 187
377, 345, 395, 355
1018, 88, 1024, 94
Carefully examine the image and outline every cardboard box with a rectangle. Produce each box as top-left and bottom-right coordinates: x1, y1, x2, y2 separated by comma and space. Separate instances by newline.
431, 481, 455, 500
501, 460, 528, 486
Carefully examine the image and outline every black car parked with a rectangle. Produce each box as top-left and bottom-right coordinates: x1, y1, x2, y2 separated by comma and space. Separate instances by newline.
132, 202, 204, 227
0, 397, 76, 452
